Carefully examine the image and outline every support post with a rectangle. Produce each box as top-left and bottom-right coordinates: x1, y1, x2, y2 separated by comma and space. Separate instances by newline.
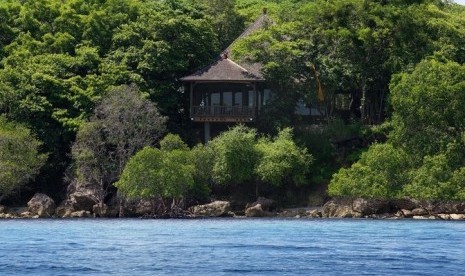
190, 82, 194, 118
204, 122, 211, 143
253, 82, 258, 116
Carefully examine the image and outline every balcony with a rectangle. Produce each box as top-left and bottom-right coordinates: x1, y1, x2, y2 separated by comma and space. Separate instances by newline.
191, 106, 256, 123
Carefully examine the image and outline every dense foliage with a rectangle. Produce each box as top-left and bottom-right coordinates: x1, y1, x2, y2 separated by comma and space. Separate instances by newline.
115, 135, 195, 203
233, 0, 465, 128
71, 85, 167, 205
0, 0, 220, 199
329, 60, 465, 200
0, 116, 47, 200
1, 0, 465, 205
117, 126, 312, 203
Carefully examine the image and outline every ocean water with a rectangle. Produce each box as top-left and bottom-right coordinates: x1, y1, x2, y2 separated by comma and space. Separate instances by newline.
0, 219, 464, 275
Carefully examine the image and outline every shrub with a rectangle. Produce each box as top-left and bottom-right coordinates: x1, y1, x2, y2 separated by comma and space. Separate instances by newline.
328, 143, 411, 199
0, 116, 47, 200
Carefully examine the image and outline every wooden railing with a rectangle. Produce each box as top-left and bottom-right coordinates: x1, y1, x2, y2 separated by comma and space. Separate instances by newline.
191, 106, 255, 117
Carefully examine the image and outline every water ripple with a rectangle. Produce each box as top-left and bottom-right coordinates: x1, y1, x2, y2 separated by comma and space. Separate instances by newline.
0, 219, 464, 275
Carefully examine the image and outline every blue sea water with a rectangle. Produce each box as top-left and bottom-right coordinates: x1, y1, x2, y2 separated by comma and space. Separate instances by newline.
0, 219, 464, 275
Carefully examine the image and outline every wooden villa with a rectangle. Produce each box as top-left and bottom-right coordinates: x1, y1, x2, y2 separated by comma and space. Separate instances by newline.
181, 12, 271, 142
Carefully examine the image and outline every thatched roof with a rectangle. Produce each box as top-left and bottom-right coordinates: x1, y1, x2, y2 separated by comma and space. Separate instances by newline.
182, 12, 270, 82
181, 56, 264, 82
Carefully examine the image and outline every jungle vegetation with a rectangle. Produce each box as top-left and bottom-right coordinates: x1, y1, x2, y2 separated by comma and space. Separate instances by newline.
1, 0, 465, 205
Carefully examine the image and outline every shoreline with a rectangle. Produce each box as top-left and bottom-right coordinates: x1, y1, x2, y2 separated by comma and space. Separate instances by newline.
2, 195, 465, 220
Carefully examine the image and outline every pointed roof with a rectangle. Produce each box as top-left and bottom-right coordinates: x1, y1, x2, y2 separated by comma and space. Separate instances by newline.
222, 12, 271, 55
181, 56, 264, 82
181, 11, 270, 82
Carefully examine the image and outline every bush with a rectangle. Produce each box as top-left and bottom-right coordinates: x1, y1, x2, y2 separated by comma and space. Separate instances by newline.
255, 128, 312, 186
209, 125, 260, 185
0, 116, 47, 200
115, 135, 195, 201
403, 154, 465, 201
328, 143, 411, 199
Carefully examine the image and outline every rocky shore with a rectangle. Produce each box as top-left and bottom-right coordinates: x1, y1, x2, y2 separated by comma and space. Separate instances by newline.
1, 193, 465, 220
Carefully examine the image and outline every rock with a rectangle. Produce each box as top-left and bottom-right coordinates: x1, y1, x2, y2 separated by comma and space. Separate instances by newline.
70, 210, 92, 218
450, 214, 465, 220
189, 201, 231, 217
307, 209, 322, 218
245, 204, 268, 217
245, 197, 275, 212
412, 215, 429, 220
20, 211, 34, 218
437, 214, 451, 220
401, 209, 413, 218
432, 202, 465, 214
0, 205, 7, 214
322, 201, 358, 218
10, 207, 28, 216
411, 208, 428, 216
93, 204, 108, 217
390, 198, 417, 211
123, 199, 153, 217
394, 210, 404, 218
27, 193, 56, 218
411, 199, 435, 213
352, 198, 390, 216
68, 188, 98, 212
55, 207, 73, 218
4, 213, 16, 219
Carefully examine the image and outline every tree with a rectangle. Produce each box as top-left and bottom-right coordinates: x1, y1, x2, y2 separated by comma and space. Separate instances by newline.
0, 116, 47, 201
389, 59, 465, 158
328, 143, 411, 199
208, 125, 312, 197
329, 59, 465, 200
0, 0, 219, 200
255, 128, 312, 195
209, 125, 260, 186
115, 134, 195, 214
72, 85, 167, 207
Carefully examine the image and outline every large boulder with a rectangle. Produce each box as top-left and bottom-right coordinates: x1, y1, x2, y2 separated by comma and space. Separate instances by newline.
432, 202, 465, 214
92, 203, 119, 217
352, 198, 390, 216
189, 201, 232, 217
411, 208, 428, 216
322, 201, 359, 218
245, 204, 270, 217
27, 193, 56, 218
450, 214, 465, 220
390, 198, 417, 211
245, 197, 276, 212
68, 188, 98, 212
55, 206, 73, 218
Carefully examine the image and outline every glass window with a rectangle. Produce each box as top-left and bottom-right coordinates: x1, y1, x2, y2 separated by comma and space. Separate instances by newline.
211, 93, 220, 106
234, 92, 243, 106
223, 92, 232, 106
263, 89, 272, 105
248, 91, 254, 107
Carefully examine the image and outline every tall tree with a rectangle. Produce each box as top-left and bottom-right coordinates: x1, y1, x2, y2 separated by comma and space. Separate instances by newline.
72, 85, 167, 207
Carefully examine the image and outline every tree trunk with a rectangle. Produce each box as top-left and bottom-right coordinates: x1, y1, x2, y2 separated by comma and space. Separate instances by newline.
118, 196, 125, 218
360, 75, 367, 124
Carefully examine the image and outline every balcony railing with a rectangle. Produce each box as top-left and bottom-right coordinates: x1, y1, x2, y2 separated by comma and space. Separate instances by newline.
191, 105, 255, 119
